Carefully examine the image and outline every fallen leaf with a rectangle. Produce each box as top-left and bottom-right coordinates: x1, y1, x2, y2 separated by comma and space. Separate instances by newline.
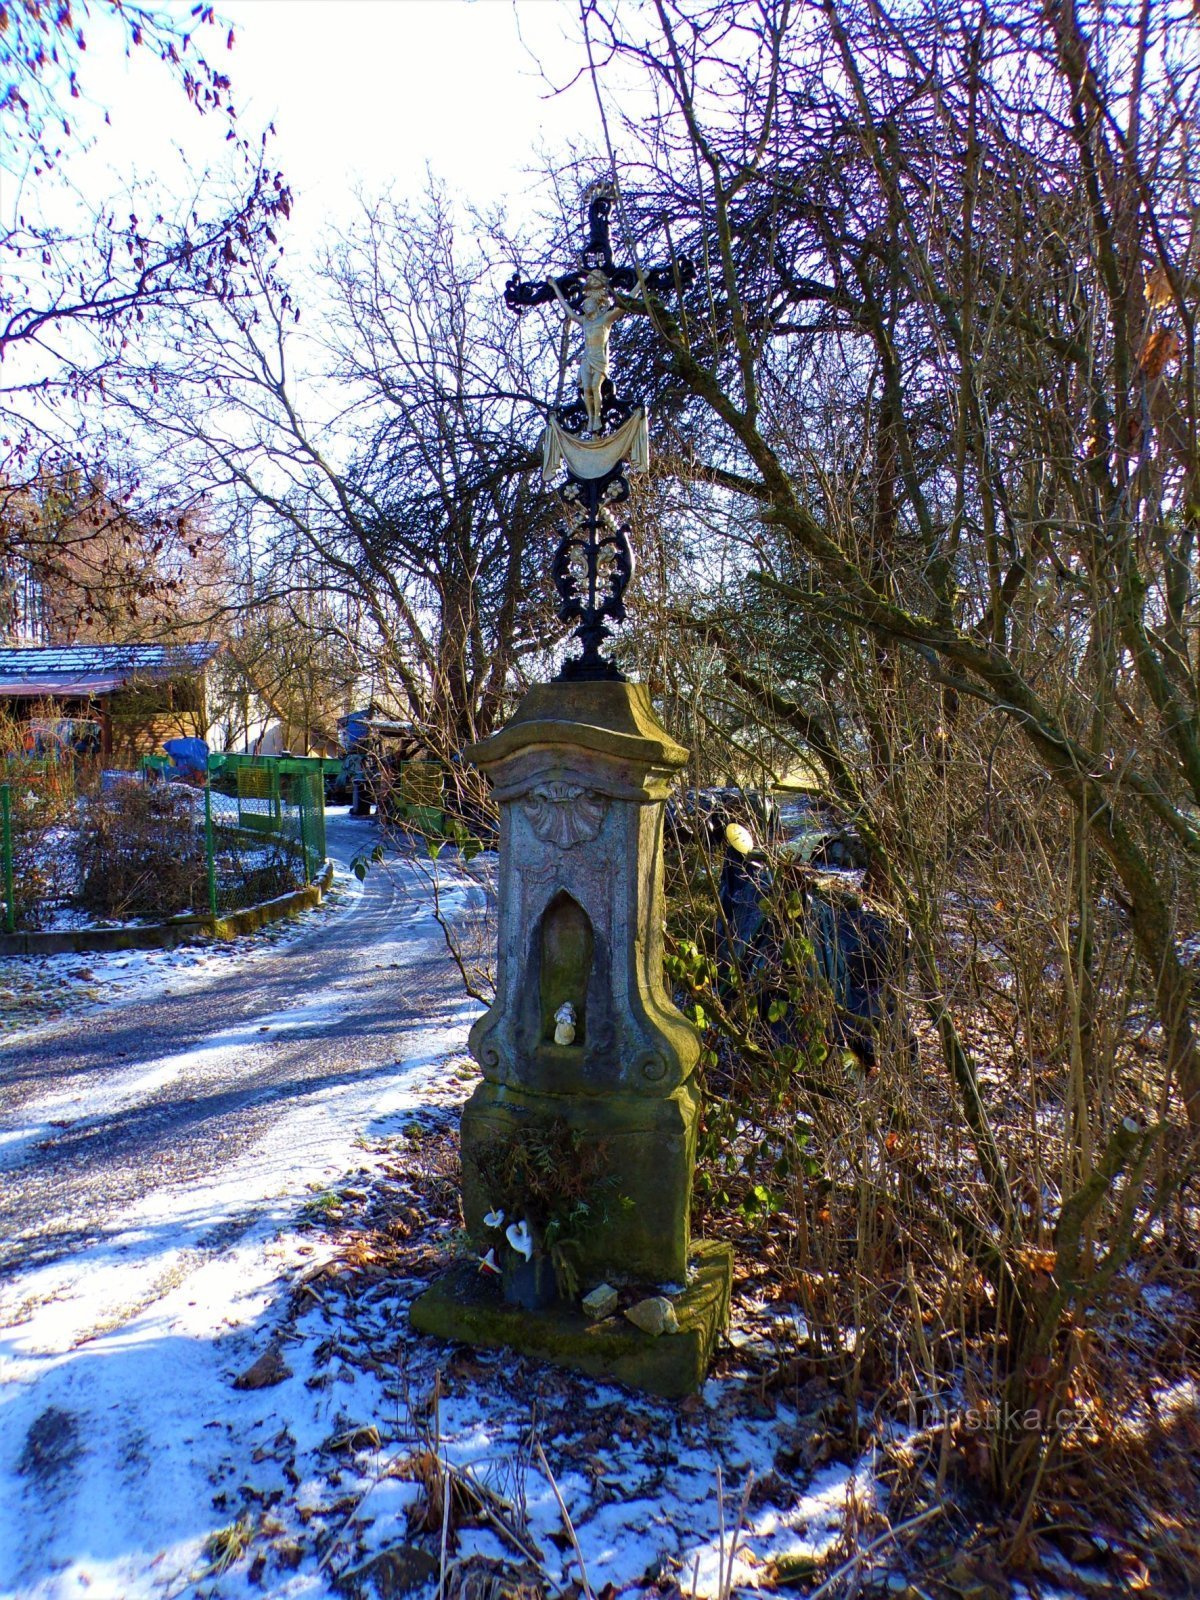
232, 1345, 292, 1390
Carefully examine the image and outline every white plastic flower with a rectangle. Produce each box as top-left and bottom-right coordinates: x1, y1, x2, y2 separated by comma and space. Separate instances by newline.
483, 1209, 505, 1228
505, 1220, 534, 1261
478, 1248, 500, 1275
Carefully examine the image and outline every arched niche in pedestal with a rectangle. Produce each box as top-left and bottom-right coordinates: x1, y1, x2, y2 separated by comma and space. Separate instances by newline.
535, 889, 593, 1047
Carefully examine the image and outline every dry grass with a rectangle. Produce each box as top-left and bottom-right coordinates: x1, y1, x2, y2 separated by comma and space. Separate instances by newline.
663, 698, 1200, 1592
202, 1514, 255, 1576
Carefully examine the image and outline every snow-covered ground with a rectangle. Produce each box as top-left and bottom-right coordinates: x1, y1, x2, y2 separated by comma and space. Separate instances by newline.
0, 1068, 473, 1600
0, 841, 487, 1597
0, 833, 1090, 1600
0, 1081, 877, 1600
0, 834, 876, 1600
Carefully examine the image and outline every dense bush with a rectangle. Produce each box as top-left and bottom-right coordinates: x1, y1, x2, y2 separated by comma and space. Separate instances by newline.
0, 769, 77, 930
76, 781, 206, 921
0, 711, 78, 931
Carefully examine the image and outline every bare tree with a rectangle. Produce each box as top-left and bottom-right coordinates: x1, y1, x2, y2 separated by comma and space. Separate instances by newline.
110, 182, 567, 754
0, 465, 230, 642
576, 0, 1200, 1512
1, 1, 291, 634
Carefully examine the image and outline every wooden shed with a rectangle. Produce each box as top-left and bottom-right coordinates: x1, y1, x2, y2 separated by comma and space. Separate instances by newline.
0, 642, 220, 763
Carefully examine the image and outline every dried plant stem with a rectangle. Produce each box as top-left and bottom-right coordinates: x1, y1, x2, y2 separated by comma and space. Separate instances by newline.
437, 1451, 452, 1600
716, 1460, 726, 1593
536, 1441, 595, 1600
805, 1504, 944, 1599
719, 1470, 755, 1600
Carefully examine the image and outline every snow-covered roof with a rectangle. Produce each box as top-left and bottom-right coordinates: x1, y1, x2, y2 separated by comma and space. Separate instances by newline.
0, 642, 220, 698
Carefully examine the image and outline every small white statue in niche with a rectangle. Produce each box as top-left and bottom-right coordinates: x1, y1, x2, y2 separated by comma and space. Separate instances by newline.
553, 1002, 577, 1046
550, 269, 623, 435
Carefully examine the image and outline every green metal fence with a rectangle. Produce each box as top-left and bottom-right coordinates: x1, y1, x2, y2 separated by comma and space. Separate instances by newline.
390, 760, 446, 835
0, 754, 331, 935
204, 756, 329, 913
1, 784, 13, 935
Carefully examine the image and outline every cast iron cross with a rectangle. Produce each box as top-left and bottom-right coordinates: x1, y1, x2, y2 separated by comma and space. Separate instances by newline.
504, 184, 693, 329
504, 184, 693, 681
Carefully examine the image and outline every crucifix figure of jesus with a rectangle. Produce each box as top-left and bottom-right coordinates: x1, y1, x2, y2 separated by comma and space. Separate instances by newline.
550, 268, 624, 435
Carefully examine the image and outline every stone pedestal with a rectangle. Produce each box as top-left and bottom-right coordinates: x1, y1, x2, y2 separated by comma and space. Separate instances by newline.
409, 1240, 731, 1400
410, 680, 730, 1393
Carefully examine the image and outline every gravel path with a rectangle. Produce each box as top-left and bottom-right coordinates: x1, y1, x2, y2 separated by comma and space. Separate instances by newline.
0, 813, 473, 1281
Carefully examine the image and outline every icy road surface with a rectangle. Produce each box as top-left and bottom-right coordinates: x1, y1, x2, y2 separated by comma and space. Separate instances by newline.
0, 813, 478, 1286
0, 814, 485, 1596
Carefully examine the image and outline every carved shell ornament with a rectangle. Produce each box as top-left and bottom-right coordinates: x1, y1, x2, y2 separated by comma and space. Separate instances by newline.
519, 783, 607, 848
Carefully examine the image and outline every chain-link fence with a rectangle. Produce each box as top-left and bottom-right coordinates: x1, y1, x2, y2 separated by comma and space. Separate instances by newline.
1, 754, 330, 934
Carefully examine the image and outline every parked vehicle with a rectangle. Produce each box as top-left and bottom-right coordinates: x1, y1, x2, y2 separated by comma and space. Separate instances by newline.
330, 709, 422, 816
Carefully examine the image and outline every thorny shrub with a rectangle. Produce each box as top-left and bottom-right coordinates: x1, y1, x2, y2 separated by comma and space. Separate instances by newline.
659, 666, 1197, 1579
587, 0, 1200, 1566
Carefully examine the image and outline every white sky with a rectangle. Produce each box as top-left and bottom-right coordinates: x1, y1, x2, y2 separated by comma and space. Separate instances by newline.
13, 0, 609, 248
2, 0, 662, 514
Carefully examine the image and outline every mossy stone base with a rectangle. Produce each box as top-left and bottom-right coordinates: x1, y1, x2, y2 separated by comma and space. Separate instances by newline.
461, 1077, 700, 1285
409, 1240, 732, 1400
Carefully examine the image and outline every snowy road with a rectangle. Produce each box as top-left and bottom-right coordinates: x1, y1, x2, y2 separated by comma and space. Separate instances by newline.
0, 813, 473, 1286
0, 815, 486, 1600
